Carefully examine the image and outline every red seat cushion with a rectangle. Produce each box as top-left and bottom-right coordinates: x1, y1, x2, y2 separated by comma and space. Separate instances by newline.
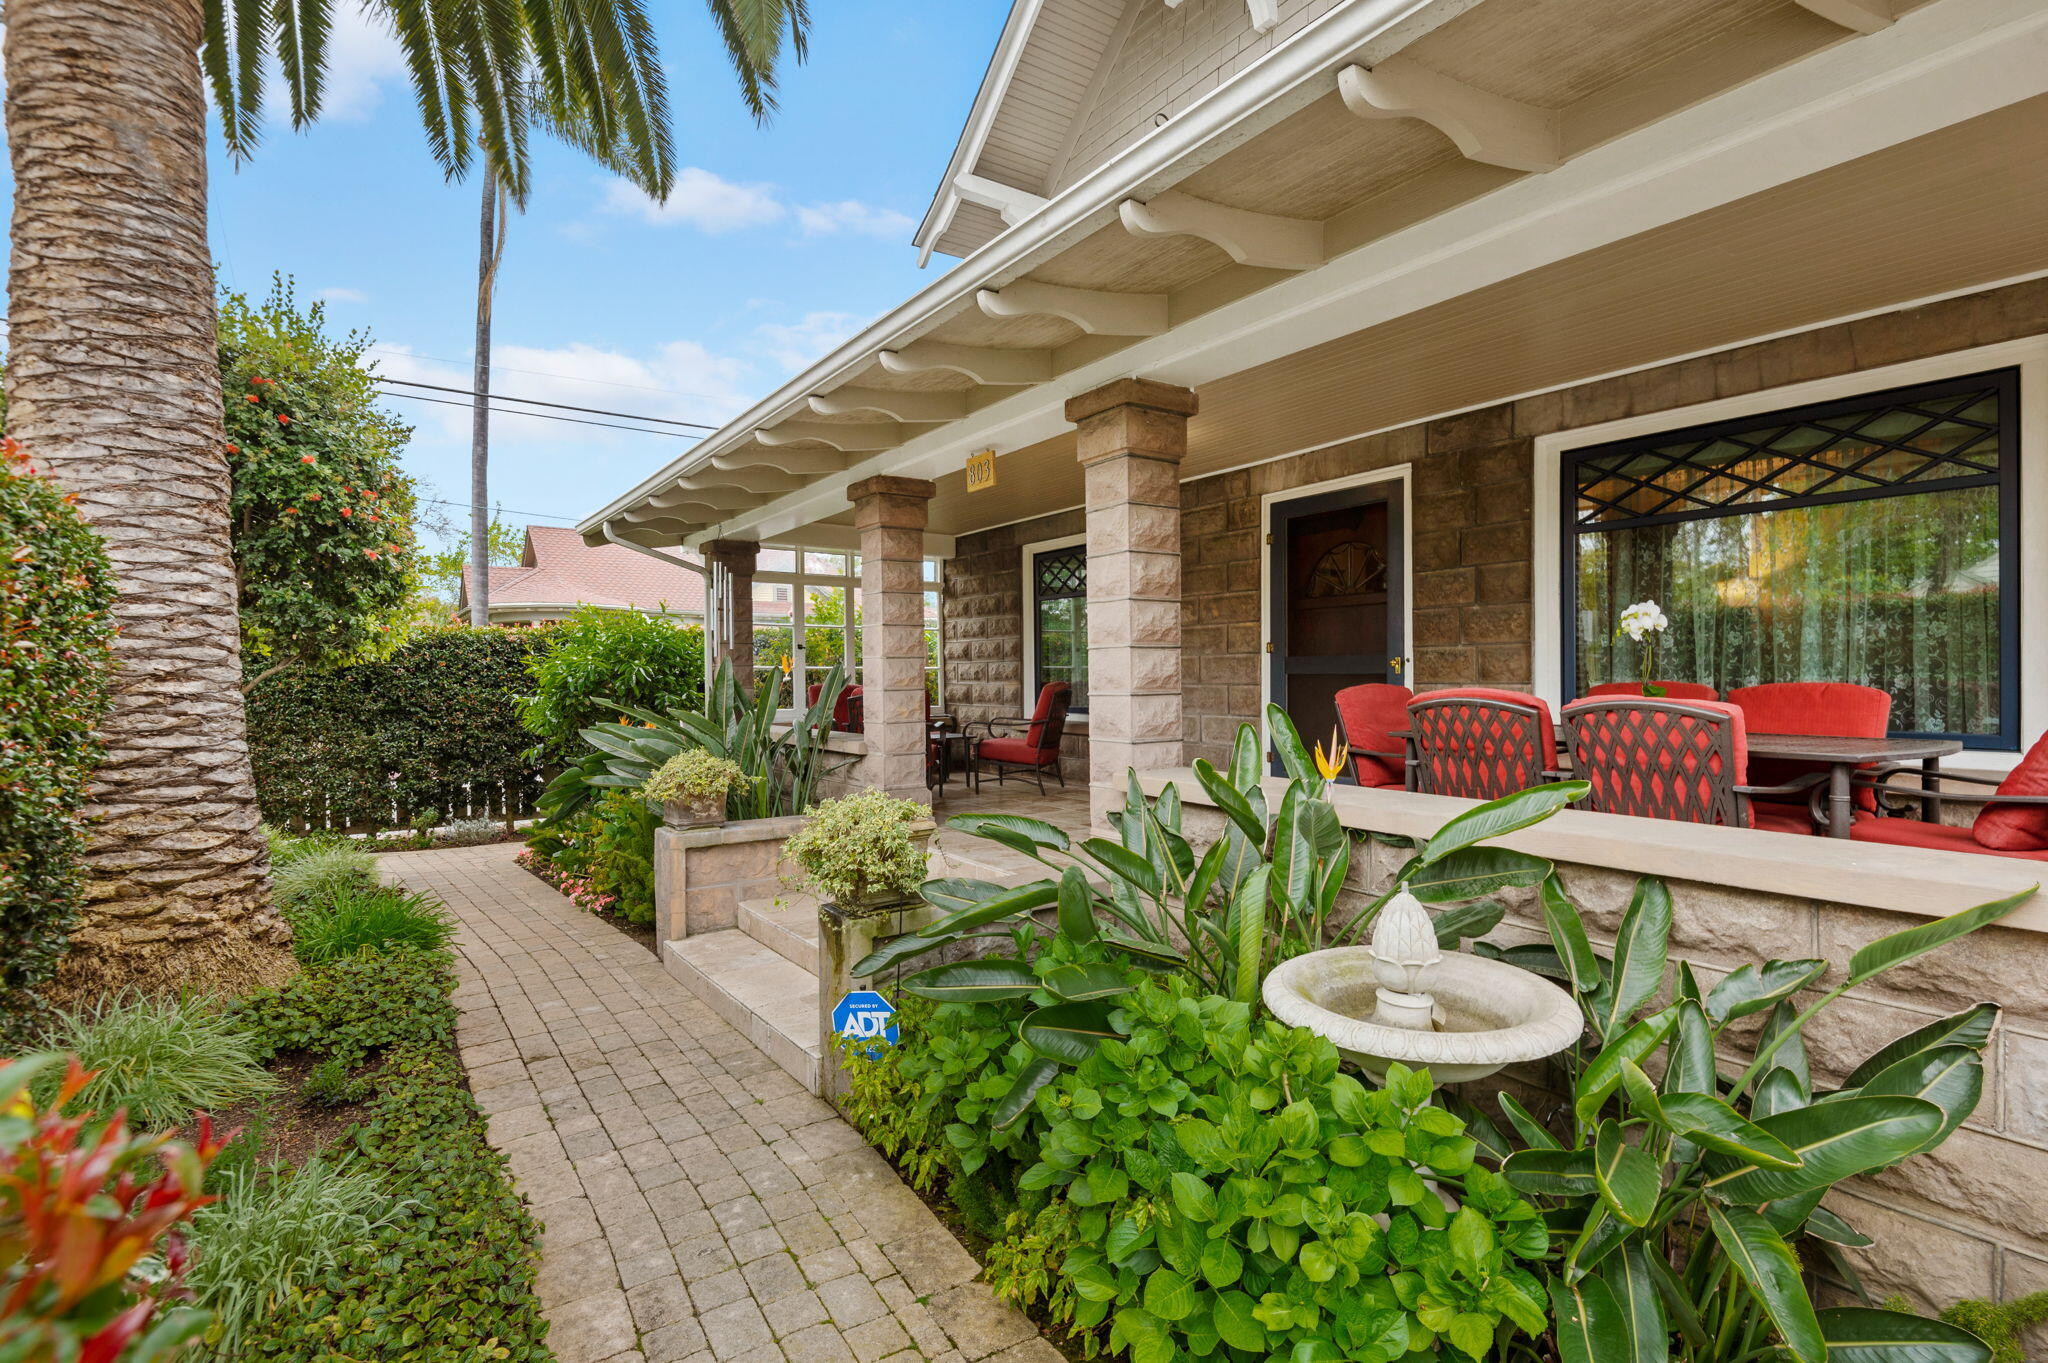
1973, 730, 2048, 850
1751, 805, 1818, 836
1853, 815, 2048, 861
1729, 682, 1892, 814
1584, 681, 1720, 702
1335, 683, 1412, 787
981, 737, 1057, 767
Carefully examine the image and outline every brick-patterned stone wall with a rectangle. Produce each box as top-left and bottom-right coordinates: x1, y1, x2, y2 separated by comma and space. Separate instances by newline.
939, 508, 1088, 783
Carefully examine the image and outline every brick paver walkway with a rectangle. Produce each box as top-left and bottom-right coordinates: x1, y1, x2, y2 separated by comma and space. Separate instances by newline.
382, 843, 1059, 1363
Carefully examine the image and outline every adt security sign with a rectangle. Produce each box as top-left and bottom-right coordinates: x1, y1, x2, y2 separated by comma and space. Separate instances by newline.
832, 990, 898, 1056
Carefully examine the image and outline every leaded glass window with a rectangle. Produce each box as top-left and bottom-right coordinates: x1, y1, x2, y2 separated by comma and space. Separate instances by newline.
1033, 545, 1088, 712
1565, 369, 2018, 746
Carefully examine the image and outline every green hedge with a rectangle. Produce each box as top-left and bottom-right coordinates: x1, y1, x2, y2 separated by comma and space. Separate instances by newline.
246, 628, 548, 831
519, 605, 705, 761
0, 438, 116, 1037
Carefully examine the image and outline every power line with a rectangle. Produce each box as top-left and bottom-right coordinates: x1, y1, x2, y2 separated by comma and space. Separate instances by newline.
419, 497, 581, 524
366, 344, 739, 407
375, 388, 703, 441
379, 377, 723, 430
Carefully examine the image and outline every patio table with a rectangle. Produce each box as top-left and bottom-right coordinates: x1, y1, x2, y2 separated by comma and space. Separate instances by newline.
1388, 727, 1961, 838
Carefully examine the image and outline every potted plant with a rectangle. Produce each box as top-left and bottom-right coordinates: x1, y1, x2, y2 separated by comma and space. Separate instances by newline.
642, 748, 747, 828
1614, 597, 1670, 696
784, 789, 932, 913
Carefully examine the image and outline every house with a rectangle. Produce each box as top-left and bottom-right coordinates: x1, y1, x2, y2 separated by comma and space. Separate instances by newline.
581, 0, 2048, 1304
457, 525, 796, 629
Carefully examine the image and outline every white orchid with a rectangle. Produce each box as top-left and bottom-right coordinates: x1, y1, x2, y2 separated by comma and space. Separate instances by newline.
1617, 600, 1670, 643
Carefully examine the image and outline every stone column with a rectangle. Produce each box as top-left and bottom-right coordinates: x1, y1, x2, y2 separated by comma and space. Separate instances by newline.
705, 539, 758, 684
1067, 378, 1198, 828
849, 476, 937, 804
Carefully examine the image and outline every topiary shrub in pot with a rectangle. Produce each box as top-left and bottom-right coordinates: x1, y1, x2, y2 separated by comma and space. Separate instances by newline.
643, 748, 747, 828
785, 789, 931, 913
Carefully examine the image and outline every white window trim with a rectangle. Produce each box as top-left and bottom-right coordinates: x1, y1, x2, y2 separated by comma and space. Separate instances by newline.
1257, 464, 1414, 755
1020, 532, 1089, 723
1533, 336, 2048, 775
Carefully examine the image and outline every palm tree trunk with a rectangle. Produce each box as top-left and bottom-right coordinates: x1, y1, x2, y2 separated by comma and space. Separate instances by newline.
4, 0, 294, 996
468, 166, 503, 627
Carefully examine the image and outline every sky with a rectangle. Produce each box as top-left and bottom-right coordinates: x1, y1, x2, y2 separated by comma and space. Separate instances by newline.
5, 3, 1010, 554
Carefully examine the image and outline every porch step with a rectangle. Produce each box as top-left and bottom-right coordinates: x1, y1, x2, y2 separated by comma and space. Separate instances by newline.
738, 895, 821, 972
664, 931, 819, 1093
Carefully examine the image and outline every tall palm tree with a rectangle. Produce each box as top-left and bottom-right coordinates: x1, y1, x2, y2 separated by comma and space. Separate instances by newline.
4, 0, 808, 997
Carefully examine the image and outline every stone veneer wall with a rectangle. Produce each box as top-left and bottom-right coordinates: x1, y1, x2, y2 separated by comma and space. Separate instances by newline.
1177, 274, 2048, 770
940, 507, 1089, 783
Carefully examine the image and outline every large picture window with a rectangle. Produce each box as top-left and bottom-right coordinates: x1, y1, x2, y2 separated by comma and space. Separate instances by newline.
1032, 543, 1088, 713
1563, 369, 2018, 746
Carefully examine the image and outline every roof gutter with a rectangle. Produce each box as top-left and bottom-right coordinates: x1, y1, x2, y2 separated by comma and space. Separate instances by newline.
576, 0, 1484, 539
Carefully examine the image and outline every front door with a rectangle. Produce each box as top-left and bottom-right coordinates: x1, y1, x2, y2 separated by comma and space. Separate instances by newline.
1268, 481, 1406, 776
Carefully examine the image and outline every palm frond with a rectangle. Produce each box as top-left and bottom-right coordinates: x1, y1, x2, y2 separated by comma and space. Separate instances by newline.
201, 0, 269, 160
702, 0, 810, 125
269, 0, 337, 128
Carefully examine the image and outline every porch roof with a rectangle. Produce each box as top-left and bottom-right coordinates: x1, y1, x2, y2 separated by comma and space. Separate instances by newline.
575, 0, 2048, 555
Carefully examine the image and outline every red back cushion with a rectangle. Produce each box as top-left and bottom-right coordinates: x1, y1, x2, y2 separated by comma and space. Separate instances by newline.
832, 685, 862, 729
1974, 730, 2048, 850
1728, 682, 1891, 813
1025, 682, 1071, 749
1564, 699, 1750, 826
1335, 683, 1413, 787
1408, 688, 1558, 799
1585, 681, 1720, 702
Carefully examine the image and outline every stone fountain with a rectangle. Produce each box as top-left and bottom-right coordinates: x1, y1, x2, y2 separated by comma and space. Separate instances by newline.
1262, 887, 1583, 1083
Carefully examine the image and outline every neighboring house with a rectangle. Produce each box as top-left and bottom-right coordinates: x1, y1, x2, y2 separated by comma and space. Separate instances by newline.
457, 525, 796, 627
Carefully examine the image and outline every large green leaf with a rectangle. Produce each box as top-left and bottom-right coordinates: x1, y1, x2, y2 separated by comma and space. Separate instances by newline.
1432, 898, 1506, 949
1707, 1204, 1825, 1363
1538, 873, 1605, 992
922, 877, 1017, 914
1265, 702, 1319, 790
1056, 866, 1099, 944
1211, 1290, 1266, 1353
1550, 1271, 1628, 1363
1420, 781, 1588, 866
1817, 1307, 1992, 1363
1502, 1148, 1597, 1198
1192, 758, 1268, 846
1043, 963, 1132, 1003
1706, 958, 1828, 1028
1575, 1007, 1679, 1126
923, 880, 1061, 937
1847, 889, 2033, 986
1705, 1096, 1945, 1204
1855, 1046, 1982, 1155
899, 957, 1041, 1002
1601, 1245, 1669, 1363
850, 931, 952, 979
1845, 1004, 1999, 1088
1408, 846, 1553, 904
1657, 1092, 1799, 1170
1022, 1001, 1121, 1063
1662, 1001, 1716, 1099
1498, 1092, 1561, 1150
1806, 1206, 1873, 1248
1272, 784, 1341, 918
1103, 934, 1188, 972
993, 1057, 1061, 1129
1592, 1122, 1660, 1227
1228, 865, 1270, 1005
1475, 941, 1577, 983
1591, 877, 1671, 1041
1084, 838, 1165, 898
949, 813, 1073, 856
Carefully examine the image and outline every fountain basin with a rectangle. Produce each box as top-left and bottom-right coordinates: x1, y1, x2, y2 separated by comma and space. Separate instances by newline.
1263, 947, 1583, 1084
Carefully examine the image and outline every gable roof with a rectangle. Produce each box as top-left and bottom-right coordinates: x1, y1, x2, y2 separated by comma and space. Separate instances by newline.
460, 525, 707, 615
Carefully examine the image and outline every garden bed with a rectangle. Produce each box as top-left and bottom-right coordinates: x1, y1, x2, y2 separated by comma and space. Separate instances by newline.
518, 843, 657, 954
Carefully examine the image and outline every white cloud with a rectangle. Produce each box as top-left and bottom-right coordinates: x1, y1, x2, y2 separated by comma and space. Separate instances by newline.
751, 312, 863, 372
600, 168, 785, 233
315, 286, 367, 304
795, 200, 917, 239
278, 8, 408, 124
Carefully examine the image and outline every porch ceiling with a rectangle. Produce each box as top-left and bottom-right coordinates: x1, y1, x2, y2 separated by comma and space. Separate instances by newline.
578, 0, 2035, 554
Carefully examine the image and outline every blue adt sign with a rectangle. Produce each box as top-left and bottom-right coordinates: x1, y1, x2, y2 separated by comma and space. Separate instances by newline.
832, 990, 898, 1056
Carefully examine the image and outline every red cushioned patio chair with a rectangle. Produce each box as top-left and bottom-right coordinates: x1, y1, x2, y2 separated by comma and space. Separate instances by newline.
1406, 688, 1561, 800
807, 682, 864, 734
1846, 730, 2048, 860
1728, 681, 1891, 816
1562, 697, 1823, 834
1334, 683, 1412, 788
1584, 681, 1720, 702
971, 682, 1072, 794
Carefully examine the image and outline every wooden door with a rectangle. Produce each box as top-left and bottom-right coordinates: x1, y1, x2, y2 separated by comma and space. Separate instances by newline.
1268, 483, 1406, 774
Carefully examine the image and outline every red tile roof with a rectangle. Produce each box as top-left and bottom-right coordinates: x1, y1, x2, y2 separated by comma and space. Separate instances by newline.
458, 525, 712, 616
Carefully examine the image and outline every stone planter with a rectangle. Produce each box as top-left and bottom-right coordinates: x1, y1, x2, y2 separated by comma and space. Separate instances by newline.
662, 794, 728, 829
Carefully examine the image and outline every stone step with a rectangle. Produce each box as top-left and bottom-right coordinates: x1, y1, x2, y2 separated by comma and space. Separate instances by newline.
738, 895, 820, 972
664, 930, 819, 1093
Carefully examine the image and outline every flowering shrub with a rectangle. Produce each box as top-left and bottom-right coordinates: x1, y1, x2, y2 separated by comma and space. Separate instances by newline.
0, 435, 116, 1040
219, 277, 420, 685
785, 789, 929, 908
515, 846, 621, 917
520, 605, 706, 761
0, 1053, 222, 1361
642, 748, 745, 808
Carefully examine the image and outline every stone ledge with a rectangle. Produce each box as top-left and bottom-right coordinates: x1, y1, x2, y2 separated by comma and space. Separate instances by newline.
1140, 768, 2048, 930
665, 814, 810, 848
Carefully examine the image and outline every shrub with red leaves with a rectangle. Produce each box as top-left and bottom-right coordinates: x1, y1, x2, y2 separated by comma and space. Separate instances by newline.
0, 1053, 222, 1361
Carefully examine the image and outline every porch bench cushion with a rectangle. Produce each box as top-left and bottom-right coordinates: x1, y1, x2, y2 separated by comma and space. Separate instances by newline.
1853, 815, 2048, 861
1972, 729, 2048, 851
981, 736, 1058, 766
1728, 681, 1892, 814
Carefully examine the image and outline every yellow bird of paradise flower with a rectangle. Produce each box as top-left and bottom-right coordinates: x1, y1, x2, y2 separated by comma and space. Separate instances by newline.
1313, 726, 1349, 782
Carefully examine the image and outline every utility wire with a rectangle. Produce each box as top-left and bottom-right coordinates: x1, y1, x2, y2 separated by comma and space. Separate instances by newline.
374, 388, 704, 441
419, 497, 581, 524
366, 344, 739, 406
378, 376, 723, 430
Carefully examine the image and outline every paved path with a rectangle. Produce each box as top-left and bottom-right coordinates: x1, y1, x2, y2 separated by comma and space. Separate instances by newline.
382, 843, 1058, 1363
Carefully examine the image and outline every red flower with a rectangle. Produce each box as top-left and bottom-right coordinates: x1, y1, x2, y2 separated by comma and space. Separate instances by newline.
223, 444, 239, 454
364, 549, 380, 560
340, 507, 352, 517
307, 492, 321, 502
277, 414, 290, 425
283, 507, 299, 515
245, 394, 259, 403
300, 455, 316, 464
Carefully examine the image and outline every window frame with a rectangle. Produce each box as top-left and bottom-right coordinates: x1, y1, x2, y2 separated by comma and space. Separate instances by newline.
1557, 367, 2021, 750
1020, 533, 1088, 718
749, 546, 946, 706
